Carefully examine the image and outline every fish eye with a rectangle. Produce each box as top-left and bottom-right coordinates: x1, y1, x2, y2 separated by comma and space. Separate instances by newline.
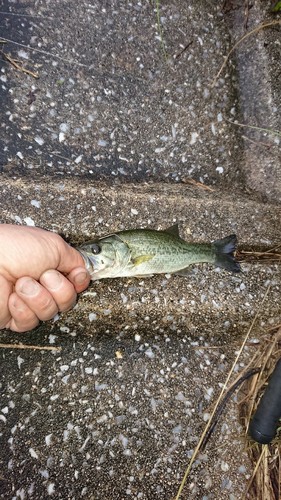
91, 243, 101, 255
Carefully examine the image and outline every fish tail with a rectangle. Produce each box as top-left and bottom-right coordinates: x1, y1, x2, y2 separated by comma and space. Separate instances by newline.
212, 234, 241, 273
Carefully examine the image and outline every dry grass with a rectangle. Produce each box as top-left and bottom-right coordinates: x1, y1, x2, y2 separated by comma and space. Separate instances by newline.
212, 19, 281, 87
239, 326, 281, 500
174, 288, 281, 500
237, 249, 281, 265
0, 343, 61, 351
174, 287, 272, 499
0, 46, 39, 78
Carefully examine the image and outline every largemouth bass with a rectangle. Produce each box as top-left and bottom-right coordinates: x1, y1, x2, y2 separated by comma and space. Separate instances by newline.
77, 225, 240, 280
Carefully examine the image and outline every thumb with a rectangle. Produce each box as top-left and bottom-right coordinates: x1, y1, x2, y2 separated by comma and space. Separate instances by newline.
56, 238, 86, 274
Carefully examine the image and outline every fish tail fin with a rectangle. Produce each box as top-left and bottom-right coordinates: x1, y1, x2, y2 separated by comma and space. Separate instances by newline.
213, 234, 241, 273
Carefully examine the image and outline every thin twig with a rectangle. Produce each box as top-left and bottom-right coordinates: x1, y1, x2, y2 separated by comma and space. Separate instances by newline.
227, 118, 281, 138
0, 343, 61, 351
0, 37, 88, 68
0, 49, 39, 78
241, 135, 272, 148
201, 367, 261, 450
237, 250, 281, 264
266, 323, 281, 333
0, 11, 53, 19
243, 445, 268, 499
155, 0, 167, 59
244, 0, 250, 30
174, 285, 271, 500
181, 177, 215, 192
175, 40, 193, 60
212, 20, 281, 87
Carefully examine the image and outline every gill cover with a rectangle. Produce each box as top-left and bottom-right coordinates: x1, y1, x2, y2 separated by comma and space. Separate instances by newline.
78, 234, 131, 279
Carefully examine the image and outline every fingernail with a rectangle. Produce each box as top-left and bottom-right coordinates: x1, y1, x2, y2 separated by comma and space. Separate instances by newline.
20, 279, 39, 296
74, 271, 88, 285
42, 270, 62, 290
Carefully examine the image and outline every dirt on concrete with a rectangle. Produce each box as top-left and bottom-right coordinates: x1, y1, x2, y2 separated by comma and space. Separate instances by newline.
0, 1, 280, 499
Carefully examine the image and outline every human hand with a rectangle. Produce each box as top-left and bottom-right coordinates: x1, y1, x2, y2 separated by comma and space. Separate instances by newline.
0, 224, 90, 332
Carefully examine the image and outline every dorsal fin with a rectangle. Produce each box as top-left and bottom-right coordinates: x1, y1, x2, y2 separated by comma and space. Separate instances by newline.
165, 224, 180, 237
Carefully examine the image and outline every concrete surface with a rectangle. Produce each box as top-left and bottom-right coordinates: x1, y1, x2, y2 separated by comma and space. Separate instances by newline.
0, 1, 280, 499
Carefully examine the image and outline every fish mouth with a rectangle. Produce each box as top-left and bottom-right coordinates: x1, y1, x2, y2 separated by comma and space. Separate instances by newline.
77, 250, 97, 274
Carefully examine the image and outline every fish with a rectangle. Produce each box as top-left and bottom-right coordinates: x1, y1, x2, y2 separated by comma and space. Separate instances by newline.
77, 224, 241, 280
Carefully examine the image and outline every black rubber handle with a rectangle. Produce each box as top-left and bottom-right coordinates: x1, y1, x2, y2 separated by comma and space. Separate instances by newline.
249, 358, 281, 444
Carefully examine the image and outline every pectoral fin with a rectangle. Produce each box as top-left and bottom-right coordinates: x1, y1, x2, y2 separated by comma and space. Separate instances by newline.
132, 255, 154, 266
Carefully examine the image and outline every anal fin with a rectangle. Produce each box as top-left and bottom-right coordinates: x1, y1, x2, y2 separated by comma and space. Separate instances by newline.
173, 266, 191, 277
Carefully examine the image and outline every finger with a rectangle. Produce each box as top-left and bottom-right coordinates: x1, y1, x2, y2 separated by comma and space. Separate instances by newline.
8, 293, 40, 332
52, 236, 86, 275
67, 266, 91, 293
15, 277, 59, 321
0, 275, 13, 329
40, 270, 77, 311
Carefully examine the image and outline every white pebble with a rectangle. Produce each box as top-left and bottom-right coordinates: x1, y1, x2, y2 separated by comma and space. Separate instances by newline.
190, 132, 199, 145
120, 293, 128, 303
31, 199, 41, 208
59, 123, 69, 132
145, 347, 155, 359
216, 166, 224, 174
48, 335, 57, 344
221, 460, 229, 471
175, 392, 186, 402
45, 434, 52, 446
119, 434, 128, 448
131, 208, 138, 215
89, 313, 97, 322
24, 217, 35, 226
29, 448, 39, 459
75, 155, 83, 164
60, 326, 70, 333
18, 49, 29, 59
47, 483, 55, 495
17, 356, 24, 369
34, 136, 44, 146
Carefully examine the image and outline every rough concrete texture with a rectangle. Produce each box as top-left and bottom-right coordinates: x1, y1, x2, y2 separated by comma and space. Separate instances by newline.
0, 1, 280, 499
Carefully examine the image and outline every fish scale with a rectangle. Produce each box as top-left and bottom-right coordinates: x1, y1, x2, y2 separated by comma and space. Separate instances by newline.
77, 225, 240, 280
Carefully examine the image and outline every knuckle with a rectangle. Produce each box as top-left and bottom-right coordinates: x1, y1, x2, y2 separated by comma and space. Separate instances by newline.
37, 293, 56, 313
11, 318, 40, 333
58, 296, 77, 312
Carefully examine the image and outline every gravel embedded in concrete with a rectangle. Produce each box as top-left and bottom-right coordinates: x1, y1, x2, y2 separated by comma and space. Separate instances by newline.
0, 0, 280, 498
